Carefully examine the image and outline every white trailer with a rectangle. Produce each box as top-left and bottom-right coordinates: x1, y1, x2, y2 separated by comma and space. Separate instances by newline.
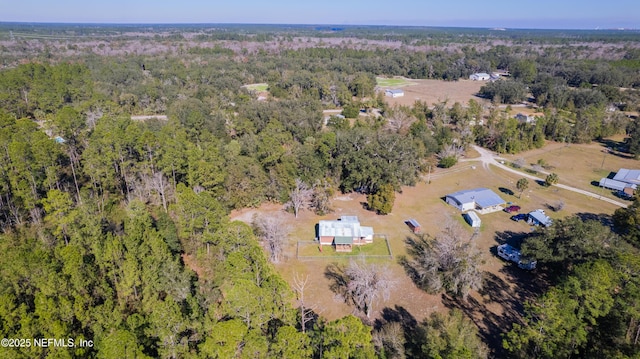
497, 244, 536, 270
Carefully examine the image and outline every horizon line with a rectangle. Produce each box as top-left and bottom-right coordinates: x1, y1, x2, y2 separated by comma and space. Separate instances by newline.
0, 21, 638, 32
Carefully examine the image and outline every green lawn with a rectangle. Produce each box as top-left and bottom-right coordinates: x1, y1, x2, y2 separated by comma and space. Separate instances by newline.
297, 237, 392, 258
243, 83, 269, 91
376, 77, 413, 87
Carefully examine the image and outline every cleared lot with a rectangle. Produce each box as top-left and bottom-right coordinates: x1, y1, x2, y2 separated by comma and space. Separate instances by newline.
379, 78, 492, 107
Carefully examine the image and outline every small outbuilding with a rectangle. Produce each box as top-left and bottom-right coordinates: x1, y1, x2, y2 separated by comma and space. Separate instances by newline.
464, 212, 481, 228
527, 209, 552, 227
469, 73, 491, 81
385, 89, 405, 98
405, 219, 421, 233
623, 186, 635, 198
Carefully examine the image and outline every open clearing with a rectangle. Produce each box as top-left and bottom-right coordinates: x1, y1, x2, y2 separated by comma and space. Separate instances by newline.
376, 76, 415, 87
380, 78, 492, 107
242, 82, 269, 91
230, 139, 634, 354
498, 137, 636, 203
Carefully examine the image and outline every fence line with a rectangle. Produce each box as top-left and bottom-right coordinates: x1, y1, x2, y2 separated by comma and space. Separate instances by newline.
296, 235, 393, 260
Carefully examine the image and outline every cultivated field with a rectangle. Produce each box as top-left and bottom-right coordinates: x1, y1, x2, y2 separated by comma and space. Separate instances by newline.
379, 78, 492, 107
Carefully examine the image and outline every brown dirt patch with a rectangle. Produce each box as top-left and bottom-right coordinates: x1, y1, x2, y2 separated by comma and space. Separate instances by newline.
382, 79, 491, 107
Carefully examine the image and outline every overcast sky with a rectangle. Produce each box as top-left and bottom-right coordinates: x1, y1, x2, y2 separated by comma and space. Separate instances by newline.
2, 0, 638, 29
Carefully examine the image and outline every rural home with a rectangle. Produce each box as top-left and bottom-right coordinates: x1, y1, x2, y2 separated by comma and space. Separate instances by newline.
445, 188, 506, 214
318, 216, 374, 252
527, 209, 552, 227
385, 89, 404, 98
469, 73, 491, 81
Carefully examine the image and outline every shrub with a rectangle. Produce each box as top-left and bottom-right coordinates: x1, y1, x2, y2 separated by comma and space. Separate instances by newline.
439, 156, 457, 168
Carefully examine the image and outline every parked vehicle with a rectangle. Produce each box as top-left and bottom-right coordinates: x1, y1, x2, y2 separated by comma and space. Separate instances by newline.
510, 213, 528, 222
497, 244, 536, 270
504, 205, 521, 213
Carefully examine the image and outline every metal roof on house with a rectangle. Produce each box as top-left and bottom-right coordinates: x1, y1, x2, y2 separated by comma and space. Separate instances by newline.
318, 217, 373, 238
613, 169, 640, 185
360, 226, 374, 238
334, 236, 353, 245
446, 188, 505, 208
385, 89, 404, 94
339, 215, 359, 223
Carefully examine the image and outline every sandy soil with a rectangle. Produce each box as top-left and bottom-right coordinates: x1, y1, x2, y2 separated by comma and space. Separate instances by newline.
382, 78, 492, 108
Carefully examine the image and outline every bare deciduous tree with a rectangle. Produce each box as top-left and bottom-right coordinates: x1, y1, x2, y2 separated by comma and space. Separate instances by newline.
292, 272, 318, 333
287, 178, 312, 218
436, 144, 465, 161
344, 259, 394, 319
253, 214, 290, 263
406, 219, 483, 301
133, 172, 172, 212
384, 105, 416, 134
373, 322, 406, 359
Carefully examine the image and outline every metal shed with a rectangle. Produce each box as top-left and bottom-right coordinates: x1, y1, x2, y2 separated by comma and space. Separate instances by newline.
406, 219, 421, 233
464, 212, 481, 228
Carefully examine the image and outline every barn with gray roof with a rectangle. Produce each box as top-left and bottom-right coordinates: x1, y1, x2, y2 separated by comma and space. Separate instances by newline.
445, 188, 506, 214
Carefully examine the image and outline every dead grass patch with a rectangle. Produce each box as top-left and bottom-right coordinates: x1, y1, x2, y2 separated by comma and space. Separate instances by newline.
383, 79, 490, 107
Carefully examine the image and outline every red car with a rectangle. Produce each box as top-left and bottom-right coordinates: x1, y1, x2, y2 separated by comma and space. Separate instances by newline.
504, 205, 521, 213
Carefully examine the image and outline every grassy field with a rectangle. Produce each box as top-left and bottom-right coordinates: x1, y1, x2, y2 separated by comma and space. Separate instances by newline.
376, 77, 414, 87
498, 137, 636, 203
242, 83, 269, 91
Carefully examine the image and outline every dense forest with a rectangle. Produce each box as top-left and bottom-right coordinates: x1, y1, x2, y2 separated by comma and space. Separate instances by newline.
1, 24, 640, 358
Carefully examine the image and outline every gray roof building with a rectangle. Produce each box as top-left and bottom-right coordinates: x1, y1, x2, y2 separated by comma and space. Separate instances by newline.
528, 209, 552, 227
445, 188, 506, 213
613, 169, 640, 186
599, 178, 636, 192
